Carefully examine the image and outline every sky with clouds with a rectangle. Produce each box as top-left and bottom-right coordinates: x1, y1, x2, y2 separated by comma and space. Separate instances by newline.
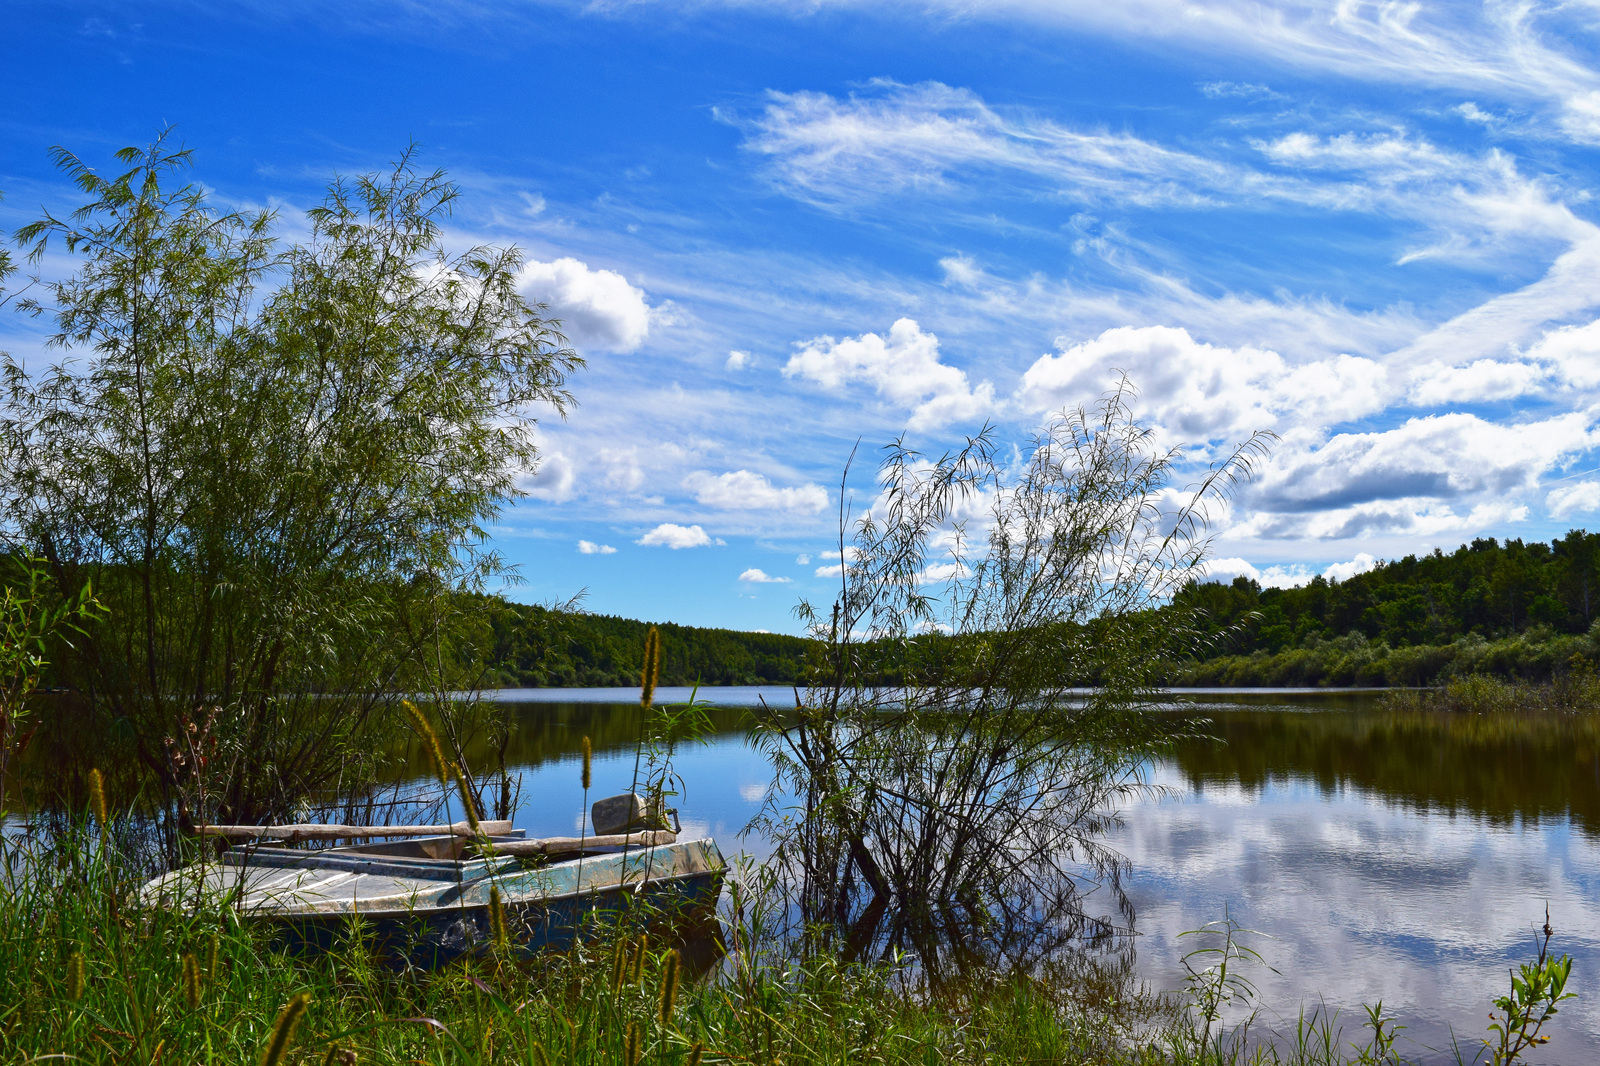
6, 0, 1600, 633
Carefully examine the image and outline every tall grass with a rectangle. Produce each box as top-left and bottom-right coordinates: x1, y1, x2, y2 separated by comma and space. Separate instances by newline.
0, 818, 1576, 1065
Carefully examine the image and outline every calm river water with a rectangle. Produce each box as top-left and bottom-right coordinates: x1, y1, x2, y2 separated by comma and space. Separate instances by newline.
437, 687, 1600, 1064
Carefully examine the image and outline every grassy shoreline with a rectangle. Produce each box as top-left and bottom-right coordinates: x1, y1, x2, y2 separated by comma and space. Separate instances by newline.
0, 822, 1580, 1066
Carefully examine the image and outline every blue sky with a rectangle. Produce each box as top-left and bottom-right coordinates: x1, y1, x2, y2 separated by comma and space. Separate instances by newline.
7, 1, 1600, 634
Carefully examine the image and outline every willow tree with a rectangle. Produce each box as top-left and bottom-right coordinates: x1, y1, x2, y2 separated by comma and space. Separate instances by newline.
753, 384, 1270, 972
0, 133, 579, 831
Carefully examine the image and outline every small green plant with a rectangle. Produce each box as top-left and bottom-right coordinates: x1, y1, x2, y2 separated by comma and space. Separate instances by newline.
1482, 908, 1575, 1066
1176, 908, 1274, 1062
1354, 1000, 1404, 1066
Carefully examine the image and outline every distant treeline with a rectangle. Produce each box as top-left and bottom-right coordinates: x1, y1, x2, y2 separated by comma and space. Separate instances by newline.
479, 531, 1600, 690
482, 601, 813, 688
1171, 530, 1600, 686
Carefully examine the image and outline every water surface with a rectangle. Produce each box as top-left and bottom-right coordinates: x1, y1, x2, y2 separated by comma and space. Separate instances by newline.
438, 688, 1600, 1063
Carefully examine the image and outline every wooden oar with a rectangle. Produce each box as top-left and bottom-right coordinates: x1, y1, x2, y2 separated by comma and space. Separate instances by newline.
196, 819, 514, 842
475, 830, 676, 856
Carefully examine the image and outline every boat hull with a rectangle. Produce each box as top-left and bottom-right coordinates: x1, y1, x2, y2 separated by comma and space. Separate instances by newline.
141, 836, 726, 969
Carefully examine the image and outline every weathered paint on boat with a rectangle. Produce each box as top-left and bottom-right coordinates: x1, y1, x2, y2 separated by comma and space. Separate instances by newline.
140, 833, 726, 968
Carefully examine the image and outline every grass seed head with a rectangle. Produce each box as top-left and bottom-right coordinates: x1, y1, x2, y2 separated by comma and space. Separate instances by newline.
402, 700, 449, 787
87, 768, 107, 827
611, 938, 628, 992
687, 1043, 704, 1066
66, 950, 85, 1002
658, 948, 681, 1027
182, 951, 202, 1010
640, 627, 661, 708
581, 735, 592, 791
450, 762, 482, 836
625, 1021, 641, 1066
532, 1042, 550, 1066
631, 933, 650, 985
489, 884, 509, 952
259, 992, 312, 1066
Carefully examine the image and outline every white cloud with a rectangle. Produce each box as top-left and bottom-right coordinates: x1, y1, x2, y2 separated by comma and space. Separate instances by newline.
1204, 552, 1379, 588
1020, 325, 1386, 442
1323, 552, 1379, 583
738, 568, 792, 583
519, 257, 651, 352
684, 469, 830, 514
1548, 480, 1600, 519
726, 349, 752, 370
1523, 319, 1600, 389
736, 80, 1243, 208
1407, 360, 1549, 406
814, 563, 844, 578
598, 446, 646, 492
785, 317, 996, 429
577, 540, 618, 554
636, 523, 713, 549
1256, 413, 1596, 515
523, 449, 576, 502
795, 553, 811, 564
726, 2, 1600, 145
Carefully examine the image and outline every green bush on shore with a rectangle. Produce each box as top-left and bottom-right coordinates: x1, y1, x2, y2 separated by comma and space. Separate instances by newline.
1170, 623, 1600, 691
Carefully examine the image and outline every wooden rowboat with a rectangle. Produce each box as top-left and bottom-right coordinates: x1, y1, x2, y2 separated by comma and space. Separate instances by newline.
140, 814, 726, 968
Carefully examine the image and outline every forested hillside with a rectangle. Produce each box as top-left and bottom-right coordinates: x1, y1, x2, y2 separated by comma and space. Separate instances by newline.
482, 601, 813, 688
1171, 530, 1600, 686
479, 532, 1600, 689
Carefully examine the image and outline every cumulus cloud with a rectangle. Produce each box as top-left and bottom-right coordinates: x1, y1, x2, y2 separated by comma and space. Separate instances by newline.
1203, 555, 1386, 588
684, 470, 830, 514
738, 568, 792, 583
637, 523, 712, 549
578, 540, 618, 554
1255, 413, 1596, 518
1523, 320, 1600, 389
1020, 325, 1386, 442
1548, 480, 1600, 519
726, 349, 752, 370
523, 450, 576, 502
1407, 360, 1549, 405
785, 318, 996, 429
1323, 552, 1380, 583
519, 257, 651, 352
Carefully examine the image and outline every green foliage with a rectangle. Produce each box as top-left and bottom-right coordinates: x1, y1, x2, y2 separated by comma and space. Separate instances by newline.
755, 386, 1272, 954
0, 553, 105, 813
483, 601, 814, 688
0, 132, 578, 829
1483, 909, 1575, 1066
1172, 530, 1600, 684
